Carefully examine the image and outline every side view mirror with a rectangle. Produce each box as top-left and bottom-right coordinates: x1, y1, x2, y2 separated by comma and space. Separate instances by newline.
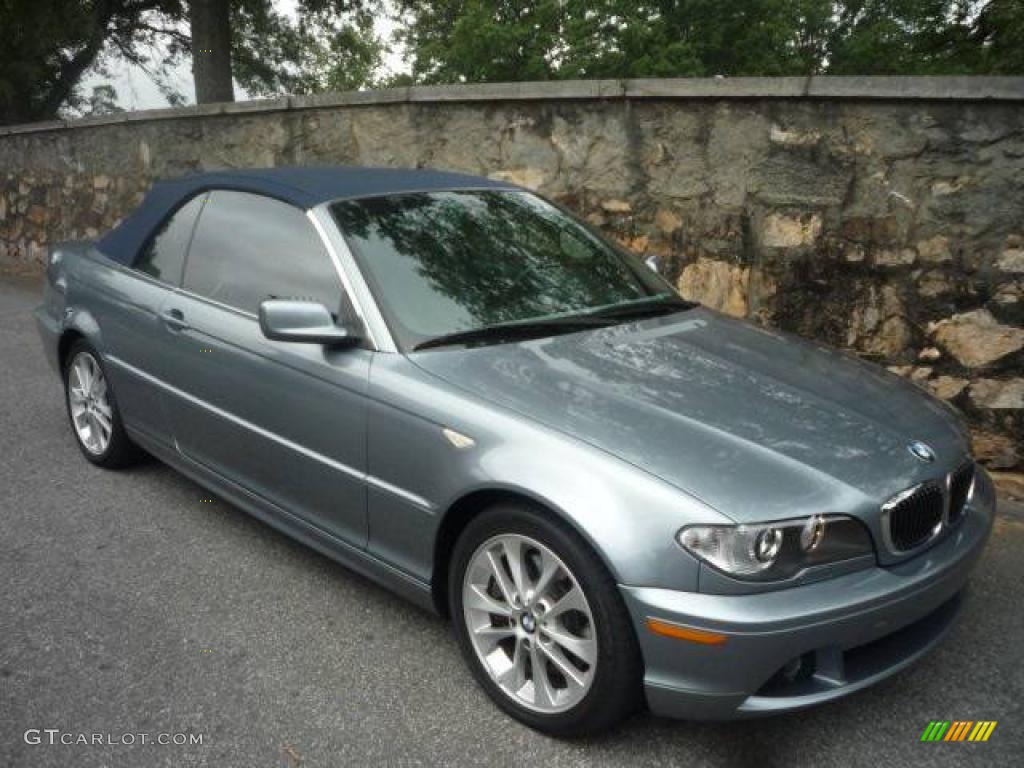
258, 299, 361, 346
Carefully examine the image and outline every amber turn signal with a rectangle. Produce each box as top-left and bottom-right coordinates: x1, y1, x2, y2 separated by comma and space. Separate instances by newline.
646, 618, 728, 646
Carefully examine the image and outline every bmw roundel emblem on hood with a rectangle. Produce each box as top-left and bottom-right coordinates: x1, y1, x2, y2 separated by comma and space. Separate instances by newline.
908, 441, 936, 463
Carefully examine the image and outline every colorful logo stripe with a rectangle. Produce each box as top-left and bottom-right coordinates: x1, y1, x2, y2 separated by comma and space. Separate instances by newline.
920, 721, 997, 742
967, 722, 998, 742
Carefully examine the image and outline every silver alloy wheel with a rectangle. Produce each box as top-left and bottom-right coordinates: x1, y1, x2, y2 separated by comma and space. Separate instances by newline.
462, 533, 597, 713
68, 352, 113, 455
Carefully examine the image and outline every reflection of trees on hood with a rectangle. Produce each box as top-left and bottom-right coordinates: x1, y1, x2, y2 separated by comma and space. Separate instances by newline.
332, 191, 648, 329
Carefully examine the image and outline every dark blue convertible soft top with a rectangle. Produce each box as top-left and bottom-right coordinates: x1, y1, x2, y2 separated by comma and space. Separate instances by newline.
98, 166, 518, 265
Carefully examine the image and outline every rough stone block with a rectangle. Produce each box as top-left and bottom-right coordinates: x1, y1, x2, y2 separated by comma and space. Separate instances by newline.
930, 310, 1024, 368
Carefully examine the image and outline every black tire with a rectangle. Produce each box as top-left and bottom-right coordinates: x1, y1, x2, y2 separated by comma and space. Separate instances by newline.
449, 502, 643, 737
63, 339, 142, 469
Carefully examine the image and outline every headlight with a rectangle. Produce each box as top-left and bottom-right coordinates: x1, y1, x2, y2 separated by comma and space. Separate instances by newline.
677, 515, 873, 581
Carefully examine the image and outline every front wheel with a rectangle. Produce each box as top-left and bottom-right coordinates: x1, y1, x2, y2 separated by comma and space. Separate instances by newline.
449, 503, 643, 737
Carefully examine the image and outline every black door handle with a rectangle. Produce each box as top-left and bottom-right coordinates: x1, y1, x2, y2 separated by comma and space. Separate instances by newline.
161, 308, 190, 331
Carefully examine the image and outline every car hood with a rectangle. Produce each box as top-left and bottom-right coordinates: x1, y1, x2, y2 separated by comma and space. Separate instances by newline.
410, 309, 970, 524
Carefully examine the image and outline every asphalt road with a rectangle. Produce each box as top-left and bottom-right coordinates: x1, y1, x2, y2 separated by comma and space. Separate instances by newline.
1, 276, 1022, 768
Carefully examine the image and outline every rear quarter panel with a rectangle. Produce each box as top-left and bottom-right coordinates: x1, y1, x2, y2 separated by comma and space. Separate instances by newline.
41, 244, 175, 444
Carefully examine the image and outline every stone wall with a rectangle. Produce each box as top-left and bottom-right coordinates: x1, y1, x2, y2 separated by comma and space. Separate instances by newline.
2, 77, 1023, 467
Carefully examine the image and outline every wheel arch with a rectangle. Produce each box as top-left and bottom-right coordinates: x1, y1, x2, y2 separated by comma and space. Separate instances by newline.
431, 486, 619, 618
58, 309, 103, 371
58, 328, 87, 372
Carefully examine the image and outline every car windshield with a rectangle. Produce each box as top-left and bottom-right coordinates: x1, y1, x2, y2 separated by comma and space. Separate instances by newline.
330, 189, 679, 350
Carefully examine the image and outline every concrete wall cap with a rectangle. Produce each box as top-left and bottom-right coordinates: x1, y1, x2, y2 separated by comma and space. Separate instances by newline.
1, 76, 1022, 136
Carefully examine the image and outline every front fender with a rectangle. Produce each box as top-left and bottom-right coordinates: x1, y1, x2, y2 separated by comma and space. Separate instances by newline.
64, 307, 103, 349
450, 439, 713, 589
367, 355, 728, 590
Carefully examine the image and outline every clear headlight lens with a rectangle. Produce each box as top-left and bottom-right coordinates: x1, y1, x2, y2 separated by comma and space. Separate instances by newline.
677, 514, 873, 581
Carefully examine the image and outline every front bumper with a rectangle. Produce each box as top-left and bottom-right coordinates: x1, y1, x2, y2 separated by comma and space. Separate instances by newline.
620, 468, 996, 720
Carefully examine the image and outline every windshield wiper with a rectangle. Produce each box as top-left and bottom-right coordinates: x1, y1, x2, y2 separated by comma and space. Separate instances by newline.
412, 296, 696, 351
584, 295, 697, 320
413, 317, 610, 351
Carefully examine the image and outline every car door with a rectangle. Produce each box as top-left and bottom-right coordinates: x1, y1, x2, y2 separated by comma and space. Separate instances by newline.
158, 189, 370, 547
95, 194, 205, 447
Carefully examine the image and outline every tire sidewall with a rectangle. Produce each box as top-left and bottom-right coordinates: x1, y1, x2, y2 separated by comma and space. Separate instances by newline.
449, 503, 641, 736
63, 341, 128, 466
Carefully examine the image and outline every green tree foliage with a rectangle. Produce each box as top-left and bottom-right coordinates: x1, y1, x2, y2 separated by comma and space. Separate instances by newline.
395, 0, 1024, 82
827, 0, 1024, 74
395, 1, 562, 83
231, 0, 383, 98
0, 0, 383, 125
826, 0, 972, 74
964, 0, 1024, 73
557, 0, 836, 78
0, 0, 188, 124
84, 84, 125, 116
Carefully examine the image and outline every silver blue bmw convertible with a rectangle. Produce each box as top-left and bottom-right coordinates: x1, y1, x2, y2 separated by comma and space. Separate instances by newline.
35, 166, 994, 736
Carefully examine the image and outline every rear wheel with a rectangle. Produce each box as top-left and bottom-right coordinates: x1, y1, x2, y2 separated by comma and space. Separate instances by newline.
449, 502, 643, 737
64, 340, 141, 468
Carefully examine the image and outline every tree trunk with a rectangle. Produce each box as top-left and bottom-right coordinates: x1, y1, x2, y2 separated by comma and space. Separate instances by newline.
190, 0, 234, 104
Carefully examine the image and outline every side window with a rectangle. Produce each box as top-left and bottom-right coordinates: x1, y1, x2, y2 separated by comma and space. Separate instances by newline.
183, 190, 341, 315
135, 195, 204, 284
